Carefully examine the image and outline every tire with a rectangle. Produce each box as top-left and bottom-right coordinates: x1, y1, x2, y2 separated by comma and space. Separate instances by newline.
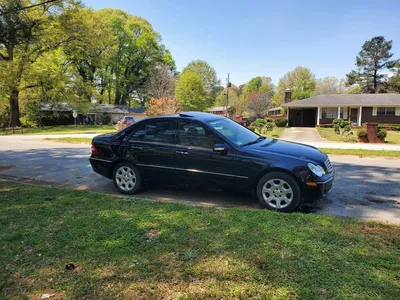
256, 171, 302, 212
112, 162, 142, 195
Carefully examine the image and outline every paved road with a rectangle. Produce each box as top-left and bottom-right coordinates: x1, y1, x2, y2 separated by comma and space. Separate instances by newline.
1, 136, 399, 224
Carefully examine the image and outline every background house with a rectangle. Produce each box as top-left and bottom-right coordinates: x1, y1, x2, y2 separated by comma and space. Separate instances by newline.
282, 94, 400, 127
38, 103, 147, 125
208, 106, 229, 117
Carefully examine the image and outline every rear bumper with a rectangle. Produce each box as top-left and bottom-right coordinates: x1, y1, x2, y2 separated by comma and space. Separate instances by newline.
89, 157, 113, 179
303, 171, 335, 203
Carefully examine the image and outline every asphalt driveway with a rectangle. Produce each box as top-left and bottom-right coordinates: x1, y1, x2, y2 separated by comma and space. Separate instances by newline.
0, 136, 399, 224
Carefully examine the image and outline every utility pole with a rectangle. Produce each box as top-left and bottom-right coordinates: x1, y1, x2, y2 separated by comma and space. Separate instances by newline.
225, 73, 230, 117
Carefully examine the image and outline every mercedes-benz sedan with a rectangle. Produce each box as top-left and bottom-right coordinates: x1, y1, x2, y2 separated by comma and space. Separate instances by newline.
90, 112, 334, 212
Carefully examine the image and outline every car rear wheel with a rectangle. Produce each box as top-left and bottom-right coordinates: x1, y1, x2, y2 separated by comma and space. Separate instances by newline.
256, 172, 302, 212
112, 162, 142, 194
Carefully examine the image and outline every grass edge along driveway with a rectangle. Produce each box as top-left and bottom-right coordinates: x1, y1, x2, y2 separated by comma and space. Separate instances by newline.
1, 182, 399, 299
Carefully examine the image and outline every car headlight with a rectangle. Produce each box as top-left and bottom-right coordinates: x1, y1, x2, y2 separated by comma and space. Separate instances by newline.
307, 163, 326, 177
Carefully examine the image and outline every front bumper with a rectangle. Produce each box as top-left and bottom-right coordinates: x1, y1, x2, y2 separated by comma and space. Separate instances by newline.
303, 170, 335, 203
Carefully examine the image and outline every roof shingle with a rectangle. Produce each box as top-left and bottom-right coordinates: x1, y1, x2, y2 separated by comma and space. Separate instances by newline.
282, 94, 400, 108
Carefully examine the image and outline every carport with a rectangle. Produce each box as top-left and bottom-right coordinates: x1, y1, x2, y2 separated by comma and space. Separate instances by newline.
288, 108, 316, 127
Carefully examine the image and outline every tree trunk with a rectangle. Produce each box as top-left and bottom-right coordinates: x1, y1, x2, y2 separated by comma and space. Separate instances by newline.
9, 88, 21, 127
115, 88, 121, 105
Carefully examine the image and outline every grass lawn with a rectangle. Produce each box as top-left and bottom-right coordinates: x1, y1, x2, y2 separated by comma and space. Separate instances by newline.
263, 127, 286, 138
317, 127, 357, 142
319, 148, 400, 157
45, 137, 93, 143
1, 182, 399, 299
386, 131, 400, 144
1, 124, 116, 135
318, 127, 400, 144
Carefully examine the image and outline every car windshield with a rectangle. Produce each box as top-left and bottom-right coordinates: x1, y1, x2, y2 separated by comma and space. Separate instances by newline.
207, 118, 268, 146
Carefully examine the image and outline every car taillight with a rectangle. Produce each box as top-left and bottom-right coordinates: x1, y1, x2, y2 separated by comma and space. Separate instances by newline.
91, 142, 99, 155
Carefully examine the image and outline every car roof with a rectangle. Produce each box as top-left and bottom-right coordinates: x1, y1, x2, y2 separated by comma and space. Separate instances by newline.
144, 112, 225, 122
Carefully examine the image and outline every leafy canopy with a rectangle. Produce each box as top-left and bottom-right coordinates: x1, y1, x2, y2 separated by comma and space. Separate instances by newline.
272, 66, 316, 107
175, 71, 208, 111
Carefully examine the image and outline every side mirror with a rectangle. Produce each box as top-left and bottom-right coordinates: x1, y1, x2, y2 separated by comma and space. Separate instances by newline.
213, 144, 227, 154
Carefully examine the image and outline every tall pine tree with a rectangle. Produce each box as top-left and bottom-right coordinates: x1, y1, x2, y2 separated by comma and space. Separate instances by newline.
346, 36, 399, 93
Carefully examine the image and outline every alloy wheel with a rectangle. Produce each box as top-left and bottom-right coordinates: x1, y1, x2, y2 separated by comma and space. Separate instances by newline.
262, 178, 293, 209
115, 166, 136, 191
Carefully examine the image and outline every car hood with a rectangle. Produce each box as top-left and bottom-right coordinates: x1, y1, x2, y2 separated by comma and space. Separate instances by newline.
247, 138, 327, 164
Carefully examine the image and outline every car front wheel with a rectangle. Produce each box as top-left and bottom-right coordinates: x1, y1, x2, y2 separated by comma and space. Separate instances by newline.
256, 172, 302, 212
112, 162, 142, 194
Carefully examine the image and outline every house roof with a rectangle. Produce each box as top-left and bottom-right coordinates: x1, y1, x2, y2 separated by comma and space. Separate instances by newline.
208, 106, 228, 112
129, 107, 147, 114
268, 106, 283, 112
282, 94, 400, 108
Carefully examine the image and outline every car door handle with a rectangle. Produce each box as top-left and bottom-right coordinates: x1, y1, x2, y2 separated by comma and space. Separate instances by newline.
130, 145, 142, 150
176, 150, 188, 155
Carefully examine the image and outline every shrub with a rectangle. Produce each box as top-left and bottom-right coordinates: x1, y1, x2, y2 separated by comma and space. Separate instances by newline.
250, 118, 274, 135
265, 117, 273, 123
333, 118, 351, 138
101, 113, 111, 125
357, 129, 367, 138
247, 125, 256, 132
275, 118, 288, 127
345, 135, 358, 143
377, 129, 387, 139
227, 106, 236, 115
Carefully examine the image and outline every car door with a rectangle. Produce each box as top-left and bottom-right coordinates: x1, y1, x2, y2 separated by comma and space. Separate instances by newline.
123, 119, 177, 181
174, 119, 249, 188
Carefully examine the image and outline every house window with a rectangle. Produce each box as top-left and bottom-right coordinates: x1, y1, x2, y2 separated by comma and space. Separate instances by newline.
377, 107, 395, 116
321, 108, 338, 119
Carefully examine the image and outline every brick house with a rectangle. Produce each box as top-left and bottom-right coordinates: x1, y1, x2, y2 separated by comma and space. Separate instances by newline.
281, 93, 400, 127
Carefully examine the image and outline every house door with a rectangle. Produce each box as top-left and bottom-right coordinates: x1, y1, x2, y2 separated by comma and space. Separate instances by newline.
350, 108, 358, 124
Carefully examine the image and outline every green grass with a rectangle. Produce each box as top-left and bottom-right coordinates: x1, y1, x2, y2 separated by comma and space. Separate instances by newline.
319, 148, 400, 157
318, 127, 400, 144
263, 127, 286, 138
1, 124, 116, 135
1, 182, 399, 299
386, 131, 400, 144
45, 137, 93, 143
317, 127, 358, 142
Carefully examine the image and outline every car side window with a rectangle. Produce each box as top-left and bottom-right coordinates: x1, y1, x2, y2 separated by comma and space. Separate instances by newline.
177, 120, 221, 149
129, 120, 175, 144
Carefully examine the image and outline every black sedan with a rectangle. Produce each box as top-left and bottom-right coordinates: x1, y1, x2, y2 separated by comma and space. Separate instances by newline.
90, 112, 334, 212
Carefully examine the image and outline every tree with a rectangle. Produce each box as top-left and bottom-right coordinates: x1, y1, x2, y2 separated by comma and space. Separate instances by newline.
246, 91, 271, 118
387, 63, 400, 93
175, 71, 207, 111
345, 36, 399, 93
0, 0, 80, 126
181, 60, 220, 106
316, 77, 346, 95
242, 76, 274, 99
146, 97, 180, 116
215, 84, 241, 107
147, 65, 176, 99
101, 9, 175, 106
272, 66, 316, 107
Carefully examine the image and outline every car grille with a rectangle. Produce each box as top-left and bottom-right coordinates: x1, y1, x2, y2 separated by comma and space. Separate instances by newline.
325, 158, 333, 173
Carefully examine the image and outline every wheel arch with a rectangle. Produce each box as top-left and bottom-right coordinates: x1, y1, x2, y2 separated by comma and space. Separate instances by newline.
253, 167, 304, 196
108, 159, 137, 179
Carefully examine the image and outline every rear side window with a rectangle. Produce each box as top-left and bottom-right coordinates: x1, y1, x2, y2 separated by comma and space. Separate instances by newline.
129, 120, 175, 144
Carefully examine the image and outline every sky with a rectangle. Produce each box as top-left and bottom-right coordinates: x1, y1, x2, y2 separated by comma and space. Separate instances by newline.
83, 0, 400, 86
